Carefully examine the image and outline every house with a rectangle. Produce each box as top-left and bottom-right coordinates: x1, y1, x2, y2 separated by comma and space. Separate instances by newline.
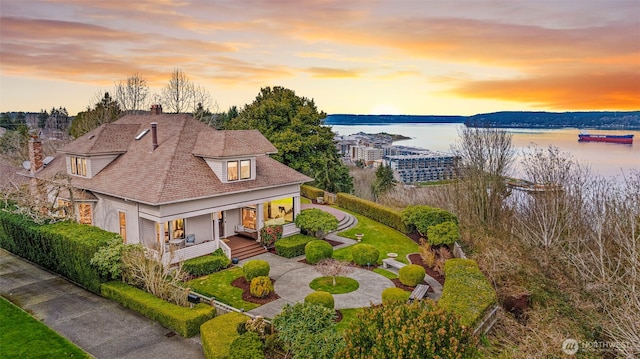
25, 105, 312, 264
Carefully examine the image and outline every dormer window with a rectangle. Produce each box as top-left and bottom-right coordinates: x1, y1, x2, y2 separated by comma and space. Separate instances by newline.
227, 159, 252, 181
70, 156, 87, 177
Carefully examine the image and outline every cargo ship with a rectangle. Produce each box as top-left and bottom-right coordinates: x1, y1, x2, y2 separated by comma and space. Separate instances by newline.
578, 132, 634, 144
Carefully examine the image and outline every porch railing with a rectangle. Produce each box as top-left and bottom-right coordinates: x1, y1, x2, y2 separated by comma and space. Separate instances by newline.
160, 240, 219, 266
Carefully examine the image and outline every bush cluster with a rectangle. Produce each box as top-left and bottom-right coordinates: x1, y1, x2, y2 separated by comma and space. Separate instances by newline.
229, 332, 265, 359
426, 221, 460, 246
304, 291, 334, 310
275, 234, 314, 258
243, 260, 270, 281
101, 281, 215, 337
0, 209, 115, 293
250, 276, 274, 298
381, 287, 411, 304
201, 312, 251, 359
295, 208, 338, 238
183, 249, 230, 277
305, 240, 333, 265
336, 193, 408, 233
351, 243, 380, 266
399, 264, 426, 287
401, 205, 458, 236
438, 258, 497, 327
301, 184, 325, 200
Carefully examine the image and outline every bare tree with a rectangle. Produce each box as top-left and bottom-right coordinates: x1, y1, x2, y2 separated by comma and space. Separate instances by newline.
114, 73, 149, 114
314, 259, 355, 286
450, 126, 515, 228
162, 69, 195, 113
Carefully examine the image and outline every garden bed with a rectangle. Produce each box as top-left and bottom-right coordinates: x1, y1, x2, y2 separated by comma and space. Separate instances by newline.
231, 276, 280, 305
408, 253, 445, 285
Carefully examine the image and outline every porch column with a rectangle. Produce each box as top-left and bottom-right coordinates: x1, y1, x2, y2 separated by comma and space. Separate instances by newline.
293, 195, 301, 218
256, 203, 264, 241
158, 221, 166, 254
213, 212, 219, 241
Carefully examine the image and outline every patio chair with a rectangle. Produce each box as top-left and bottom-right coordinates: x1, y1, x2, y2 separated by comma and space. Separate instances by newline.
185, 234, 196, 247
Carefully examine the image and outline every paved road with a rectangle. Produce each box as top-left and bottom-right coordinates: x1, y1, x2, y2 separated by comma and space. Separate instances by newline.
0, 249, 204, 359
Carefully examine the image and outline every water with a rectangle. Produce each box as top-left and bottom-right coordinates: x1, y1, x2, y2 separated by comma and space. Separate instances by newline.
329, 123, 640, 179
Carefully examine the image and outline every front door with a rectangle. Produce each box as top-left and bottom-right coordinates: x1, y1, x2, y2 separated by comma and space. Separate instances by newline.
218, 212, 225, 238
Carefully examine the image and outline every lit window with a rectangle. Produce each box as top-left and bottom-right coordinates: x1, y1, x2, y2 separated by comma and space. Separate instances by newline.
78, 203, 92, 225
227, 161, 238, 181
119, 211, 127, 243
70, 156, 87, 176
240, 160, 251, 179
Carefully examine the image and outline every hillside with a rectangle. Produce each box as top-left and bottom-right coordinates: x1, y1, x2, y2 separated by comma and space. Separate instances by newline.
325, 111, 640, 130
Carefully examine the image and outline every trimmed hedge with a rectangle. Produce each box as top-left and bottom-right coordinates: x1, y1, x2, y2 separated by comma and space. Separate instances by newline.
0, 209, 116, 293
438, 259, 497, 327
426, 221, 460, 246
275, 234, 314, 258
301, 184, 324, 200
351, 243, 380, 266
336, 193, 408, 233
399, 264, 426, 287
381, 287, 411, 304
305, 240, 333, 265
201, 311, 251, 359
101, 281, 215, 337
183, 249, 230, 277
229, 332, 265, 359
243, 260, 270, 281
305, 291, 334, 310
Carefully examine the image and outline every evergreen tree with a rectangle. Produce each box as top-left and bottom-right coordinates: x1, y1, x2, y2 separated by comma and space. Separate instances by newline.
224, 87, 353, 193
371, 164, 396, 200
69, 92, 122, 138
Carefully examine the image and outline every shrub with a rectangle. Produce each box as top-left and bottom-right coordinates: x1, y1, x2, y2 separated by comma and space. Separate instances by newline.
338, 301, 479, 358
0, 209, 116, 293
399, 264, 426, 287
273, 302, 344, 359
275, 234, 314, 258
305, 240, 333, 265
183, 249, 230, 277
301, 184, 324, 200
305, 291, 334, 310
381, 287, 411, 304
243, 260, 270, 281
351, 243, 380, 266
259, 225, 282, 248
101, 281, 215, 337
438, 259, 497, 327
418, 239, 436, 268
201, 312, 251, 359
295, 208, 338, 238
401, 205, 458, 236
229, 332, 265, 359
426, 221, 459, 246
250, 276, 274, 298
336, 193, 407, 233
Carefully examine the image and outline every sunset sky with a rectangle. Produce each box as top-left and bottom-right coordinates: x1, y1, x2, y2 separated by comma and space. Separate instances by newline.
1, 0, 639, 116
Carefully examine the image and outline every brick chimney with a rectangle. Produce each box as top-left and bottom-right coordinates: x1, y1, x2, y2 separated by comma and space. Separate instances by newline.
150, 104, 163, 115
28, 135, 43, 175
150, 122, 158, 151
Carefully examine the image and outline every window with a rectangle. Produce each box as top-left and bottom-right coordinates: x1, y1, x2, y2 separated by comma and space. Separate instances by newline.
263, 198, 294, 225
56, 199, 71, 217
227, 161, 238, 181
240, 160, 251, 179
242, 207, 256, 229
119, 211, 127, 243
78, 203, 92, 225
70, 156, 87, 176
160, 218, 186, 243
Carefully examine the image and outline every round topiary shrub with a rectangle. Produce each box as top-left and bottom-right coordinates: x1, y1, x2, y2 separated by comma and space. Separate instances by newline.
304, 291, 334, 310
399, 264, 426, 287
304, 240, 333, 265
243, 259, 270, 281
229, 332, 265, 359
250, 276, 274, 298
351, 243, 380, 266
381, 287, 411, 304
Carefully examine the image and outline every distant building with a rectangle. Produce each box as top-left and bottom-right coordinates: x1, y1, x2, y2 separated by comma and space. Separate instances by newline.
352, 146, 384, 164
385, 147, 457, 183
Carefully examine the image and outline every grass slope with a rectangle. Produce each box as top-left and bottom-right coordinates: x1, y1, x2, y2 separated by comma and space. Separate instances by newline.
186, 266, 259, 311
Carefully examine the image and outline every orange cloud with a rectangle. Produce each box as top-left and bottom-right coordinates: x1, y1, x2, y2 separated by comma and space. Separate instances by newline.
304, 67, 361, 78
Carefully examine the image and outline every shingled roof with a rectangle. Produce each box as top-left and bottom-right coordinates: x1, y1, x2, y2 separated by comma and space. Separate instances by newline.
37, 113, 312, 205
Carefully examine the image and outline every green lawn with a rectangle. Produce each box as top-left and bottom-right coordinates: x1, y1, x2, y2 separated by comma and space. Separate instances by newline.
309, 276, 359, 294
0, 297, 91, 358
373, 268, 398, 279
333, 210, 419, 264
186, 266, 259, 311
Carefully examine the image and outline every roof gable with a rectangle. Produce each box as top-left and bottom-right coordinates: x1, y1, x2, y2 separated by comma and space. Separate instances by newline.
192, 130, 277, 158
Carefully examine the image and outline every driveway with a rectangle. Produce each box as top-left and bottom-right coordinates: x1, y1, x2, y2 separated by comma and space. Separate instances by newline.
0, 249, 204, 359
